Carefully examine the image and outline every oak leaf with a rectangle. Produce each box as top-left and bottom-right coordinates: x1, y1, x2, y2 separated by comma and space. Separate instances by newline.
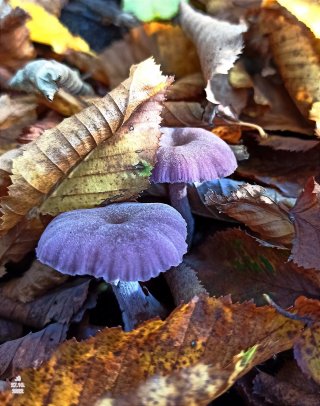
179, 1, 247, 105
185, 229, 320, 307
0, 295, 303, 405
205, 183, 295, 247
0, 58, 172, 232
290, 177, 320, 270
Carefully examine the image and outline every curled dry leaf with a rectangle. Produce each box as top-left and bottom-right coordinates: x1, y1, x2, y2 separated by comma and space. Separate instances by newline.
0, 1, 35, 70
10, 59, 94, 101
0, 278, 92, 328
185, 229, 320, 307
0, 295, 303, 405
289, 178, 320, 270
206, 183, 295, 247
0, 323, 67, 379
179, 1, 247, 105
0, 260, 68, 303
0, 58, 172, 232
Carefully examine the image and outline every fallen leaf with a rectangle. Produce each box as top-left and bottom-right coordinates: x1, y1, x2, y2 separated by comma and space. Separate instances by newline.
162, 101, 206, 127
259, 5, 320, 131
0, 295, 303, 405
18, 111, 62, 144
0, 322, 67, 379
258, 134, 320, 152
0, 58, 172, 231
277, 0, 320, 38
0, 278, 92, 328
185, 229, 320, 307
205, 183, 295, 247
290, 178, 320, 270
10, 59, 94, 101
0, 1, 35, 69
179, 1, 247, 105
25, 0, 68, 16
0, 260, 68, 303
9, 0, 92, 54
165, 72, 205, 101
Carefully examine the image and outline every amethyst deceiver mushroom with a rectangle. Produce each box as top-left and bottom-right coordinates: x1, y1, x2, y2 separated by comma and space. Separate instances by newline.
36, 202, 187, 331
151, 127, 237, 244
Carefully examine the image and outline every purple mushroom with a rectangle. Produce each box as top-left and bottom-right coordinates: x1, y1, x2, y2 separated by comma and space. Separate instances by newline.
151, 127, 237, 244
36, 202, 187, 330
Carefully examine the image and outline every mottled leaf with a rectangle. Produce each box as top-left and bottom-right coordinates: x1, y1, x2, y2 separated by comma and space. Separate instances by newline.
0, 295, 303, 405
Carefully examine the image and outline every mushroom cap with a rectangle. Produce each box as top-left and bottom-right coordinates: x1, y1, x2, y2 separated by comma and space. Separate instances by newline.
151, 127, 237, 183
36, 203, 187, 282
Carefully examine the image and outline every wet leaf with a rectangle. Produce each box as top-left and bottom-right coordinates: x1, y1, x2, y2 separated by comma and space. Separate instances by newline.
180, 1, 247, 105
290, 178, 320, 270
0, 58, 172, 232
206, 183, 295, 247
0, 295, 303, 405
185, 229, 320, 307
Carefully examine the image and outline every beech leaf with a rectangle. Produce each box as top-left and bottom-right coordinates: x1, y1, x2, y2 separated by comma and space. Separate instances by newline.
179, 1, 247, 105
0, 58, 172, 232
0, 295, 303, 405
290, 177, 320, 270
10, 59, 94, 101
205, 183, 295, 247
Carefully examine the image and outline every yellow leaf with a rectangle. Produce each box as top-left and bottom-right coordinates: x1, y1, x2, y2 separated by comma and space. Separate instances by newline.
9, 0, 92, 54
277, 0, 320, 38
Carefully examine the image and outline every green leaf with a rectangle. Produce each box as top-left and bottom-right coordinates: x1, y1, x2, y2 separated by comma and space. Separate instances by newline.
123, 0, 188, 22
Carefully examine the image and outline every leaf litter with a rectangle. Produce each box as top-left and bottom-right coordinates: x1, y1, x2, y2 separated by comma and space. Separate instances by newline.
0, 0, 320, 404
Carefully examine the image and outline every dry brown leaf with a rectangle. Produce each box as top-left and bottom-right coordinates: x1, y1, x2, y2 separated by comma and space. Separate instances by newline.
259, 6, 320, 131
185, 229, 320, 307
162, 101, 207, 127
0, 295, 303, 405
165, 72, 205, 101
206, 183, 295, 247
0, 2, 35, 70
179, 1, 247, 105
0, 260, 68, 303
18, 111, 62, 144
25, 0, 68, 16
213, 125, 242, 144
0, 58, 171, 232
258, 134, 320, 152
0, 323, 67, 379
289, 177, 320, 270
0, 318, 23, 342
37, 88, 89, 117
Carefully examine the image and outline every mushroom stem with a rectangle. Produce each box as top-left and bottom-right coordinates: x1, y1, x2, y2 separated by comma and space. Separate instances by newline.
165, 263, 208, 305
111, 281, 167, 331
169, 183, 194, 246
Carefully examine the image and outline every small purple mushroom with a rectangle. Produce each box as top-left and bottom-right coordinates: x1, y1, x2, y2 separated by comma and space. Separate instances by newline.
151, 127, 237, 244
36, 202, 187, 330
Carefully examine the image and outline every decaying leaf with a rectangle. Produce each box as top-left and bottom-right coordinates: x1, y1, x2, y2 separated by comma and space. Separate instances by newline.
0, 260, 68, 303
0, 278, 93, 328
9, 0, 92, 54
205, 183, 295, 247
185, 229, 320, 307
0, 295, 303, 405
258, 134, 320, 152
289, 177, 320, 270
0, 58, 172, 232
18, 111, 62, 144
165, 73, 205, 102
0, 1, 35, 69
162, 101, 206, 127
179, 1, 247, 105
10, 59, 94, 101
0, 322, 67, 379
